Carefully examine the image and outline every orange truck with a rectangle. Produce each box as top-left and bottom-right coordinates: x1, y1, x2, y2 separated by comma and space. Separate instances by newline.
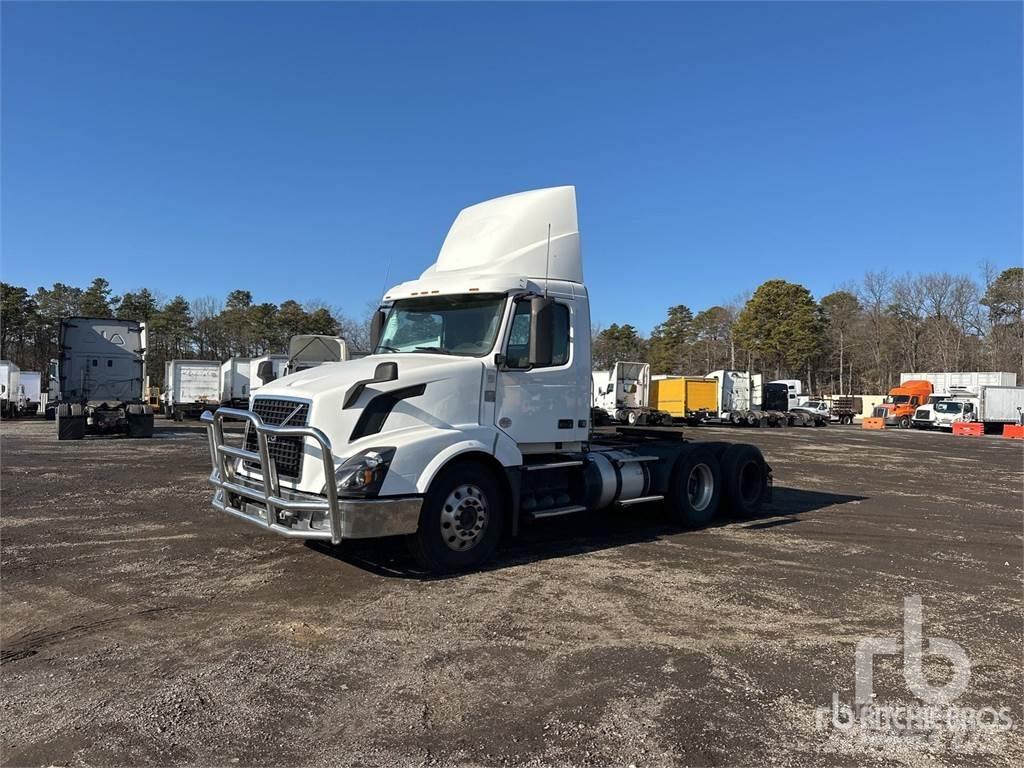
872, 379, 933, 429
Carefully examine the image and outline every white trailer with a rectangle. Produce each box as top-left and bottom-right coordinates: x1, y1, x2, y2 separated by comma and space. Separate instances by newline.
19, 372, 42, 415
900, 371, 1017, 393
164, 360, 222, 421
250, 355, 289, 391
284, 336, 349, 376
200, 186, 774, 573
591, 362, 669, 425
0, 360, 21, 418
53, 317, 153, 440
220, 357, 252, 408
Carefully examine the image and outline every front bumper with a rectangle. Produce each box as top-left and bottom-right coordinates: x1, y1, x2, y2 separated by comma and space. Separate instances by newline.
201, 407, 421, 544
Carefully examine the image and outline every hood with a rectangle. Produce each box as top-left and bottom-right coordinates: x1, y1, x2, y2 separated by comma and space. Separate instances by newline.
250, 354, 486, 492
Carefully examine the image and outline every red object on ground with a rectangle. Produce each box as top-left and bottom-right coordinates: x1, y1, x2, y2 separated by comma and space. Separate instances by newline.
952, 422, 984, 437
1002, 424, 1024, 439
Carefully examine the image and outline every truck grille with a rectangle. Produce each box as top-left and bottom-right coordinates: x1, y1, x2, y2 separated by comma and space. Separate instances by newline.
244, 398, 310, 479
914, 408, 930, 420
873, 406, 887, 419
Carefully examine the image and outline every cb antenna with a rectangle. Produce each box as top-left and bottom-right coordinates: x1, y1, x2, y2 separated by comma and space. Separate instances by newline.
544, 223, 552, 298
379, 253, 393, 303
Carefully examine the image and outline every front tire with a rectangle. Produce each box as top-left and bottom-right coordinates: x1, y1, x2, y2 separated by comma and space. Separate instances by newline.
667, 446, 721, 528
898, 416, 911, 429
408, 460, 505, 573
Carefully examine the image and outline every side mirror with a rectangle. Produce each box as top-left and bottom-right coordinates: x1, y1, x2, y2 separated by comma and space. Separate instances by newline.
257, 361, 276, 383
528, 296, 554, 367
370, 309, 386, 351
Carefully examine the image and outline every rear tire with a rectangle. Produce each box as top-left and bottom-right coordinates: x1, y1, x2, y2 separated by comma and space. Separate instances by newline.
126, 405, 154, 438
666, 446, 721, 528
720, 444, 768, 518
408, 460, 505, 573
56, 404, 85, 441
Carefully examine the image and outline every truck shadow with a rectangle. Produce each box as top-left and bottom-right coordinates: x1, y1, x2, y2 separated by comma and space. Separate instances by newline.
306, 486, 866, 580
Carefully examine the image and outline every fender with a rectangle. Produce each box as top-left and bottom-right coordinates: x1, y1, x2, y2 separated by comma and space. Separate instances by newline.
415, 430, 522, 494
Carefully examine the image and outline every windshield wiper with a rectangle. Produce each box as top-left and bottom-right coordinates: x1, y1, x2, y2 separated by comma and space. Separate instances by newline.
376, 345, 400, 353
414, 346, 453, 355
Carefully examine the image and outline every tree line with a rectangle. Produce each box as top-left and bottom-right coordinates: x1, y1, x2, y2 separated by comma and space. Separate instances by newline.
2, 267, 1021, 395
0, 278, 371, 387
592, 266, 1022, 395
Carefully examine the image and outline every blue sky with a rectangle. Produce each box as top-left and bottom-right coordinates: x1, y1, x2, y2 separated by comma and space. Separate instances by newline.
2, 1, 1021, 333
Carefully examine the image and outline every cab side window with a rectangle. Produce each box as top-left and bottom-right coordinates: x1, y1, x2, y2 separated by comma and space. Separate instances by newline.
505, 300, 571, 368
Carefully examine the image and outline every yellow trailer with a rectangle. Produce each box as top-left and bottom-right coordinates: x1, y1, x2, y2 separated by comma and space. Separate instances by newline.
650, 376, 718, 422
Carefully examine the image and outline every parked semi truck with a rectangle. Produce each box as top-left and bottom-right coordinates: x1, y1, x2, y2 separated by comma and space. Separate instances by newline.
53, 317, 153, 439
220, 357, 252, 408
200, 187, 772, 572
874, 379, 933, 428
0, 360, 21, 418
163, 359, 222, 420
703, 371, 823, 426
591, 362, 670, 425
650, 376, 718, 424
284, 335, 349, 376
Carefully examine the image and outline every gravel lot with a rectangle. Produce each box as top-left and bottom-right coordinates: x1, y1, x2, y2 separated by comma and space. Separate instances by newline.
2, 418, 1021, 767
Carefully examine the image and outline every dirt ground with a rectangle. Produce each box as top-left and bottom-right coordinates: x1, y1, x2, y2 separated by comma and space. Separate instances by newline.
1, 417, 1021, 767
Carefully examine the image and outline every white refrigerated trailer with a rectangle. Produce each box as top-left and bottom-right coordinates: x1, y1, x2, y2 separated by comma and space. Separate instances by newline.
200, 186, 774, 573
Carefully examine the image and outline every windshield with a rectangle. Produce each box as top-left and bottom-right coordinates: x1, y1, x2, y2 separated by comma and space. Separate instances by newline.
935, 401, 964, 414
375, 293, 506, 357
884, 394, 911, 405
806, 400, 824, 409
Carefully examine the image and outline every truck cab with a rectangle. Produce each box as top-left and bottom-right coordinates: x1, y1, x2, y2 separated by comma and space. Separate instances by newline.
874, 379, 933, 429
201, 187, 772, 572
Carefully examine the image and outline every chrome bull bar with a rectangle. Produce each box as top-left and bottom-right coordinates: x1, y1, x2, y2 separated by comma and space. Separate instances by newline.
201, 407, 342, 543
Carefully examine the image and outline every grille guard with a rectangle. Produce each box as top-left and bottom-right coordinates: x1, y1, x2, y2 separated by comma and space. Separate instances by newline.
201, 407, 342, 543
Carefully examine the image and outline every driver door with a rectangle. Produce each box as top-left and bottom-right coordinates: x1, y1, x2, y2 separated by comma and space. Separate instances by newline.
495, 297, 585, 450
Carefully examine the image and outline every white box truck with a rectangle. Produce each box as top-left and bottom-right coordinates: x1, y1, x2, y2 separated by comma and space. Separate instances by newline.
53, 317, 153, 439
200, 186, 773, 573
220, 357, 252, 408
591, 361, 670, 426
0, 360, 21, 419
931, 386, 1024, 431
163, 359, 222, 421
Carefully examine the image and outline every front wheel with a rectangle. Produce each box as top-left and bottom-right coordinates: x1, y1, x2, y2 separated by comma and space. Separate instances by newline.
408, 461, 505, 573
898, 416, 911, 429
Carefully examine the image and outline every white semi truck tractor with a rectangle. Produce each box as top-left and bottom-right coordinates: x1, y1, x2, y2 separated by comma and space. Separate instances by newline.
201, 187, 772, 572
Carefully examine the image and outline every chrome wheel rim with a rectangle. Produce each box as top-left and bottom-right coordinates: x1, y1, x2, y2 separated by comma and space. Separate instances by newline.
687, 464, 714, 512
440, 484, 489, 551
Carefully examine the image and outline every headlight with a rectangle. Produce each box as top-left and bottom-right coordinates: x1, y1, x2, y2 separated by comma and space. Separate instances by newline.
334, 447, 395, 497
